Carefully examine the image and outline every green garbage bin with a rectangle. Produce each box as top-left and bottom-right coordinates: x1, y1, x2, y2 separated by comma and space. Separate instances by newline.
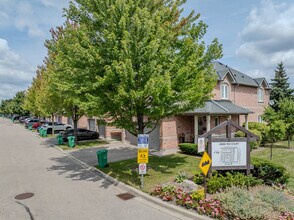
57, 134, 63, 145
28, 125, 32, 130
42, 129, 47, 137
96, 149, 108, 168
67, 136, 75, 148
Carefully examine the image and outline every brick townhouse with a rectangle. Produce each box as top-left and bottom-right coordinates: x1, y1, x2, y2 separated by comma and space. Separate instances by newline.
58, 62, 270, 151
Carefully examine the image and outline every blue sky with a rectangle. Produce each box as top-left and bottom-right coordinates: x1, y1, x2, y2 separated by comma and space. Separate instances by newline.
0, 0, 294, 101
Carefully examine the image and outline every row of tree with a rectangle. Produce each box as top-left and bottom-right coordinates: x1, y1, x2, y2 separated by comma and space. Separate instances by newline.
0, 91, 28, 116
263, 62, 294, 153
18, 0, 222, 143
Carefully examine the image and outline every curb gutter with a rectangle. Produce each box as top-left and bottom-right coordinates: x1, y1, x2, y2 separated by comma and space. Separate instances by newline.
52, 144, 212, 220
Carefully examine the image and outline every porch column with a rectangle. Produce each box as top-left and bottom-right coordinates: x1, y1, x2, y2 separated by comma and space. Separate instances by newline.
194, 115, 198, 143
245, 115, 248, 130
227, 115, 231, 120
206, 115, 211, 132
121, 129, 126, 143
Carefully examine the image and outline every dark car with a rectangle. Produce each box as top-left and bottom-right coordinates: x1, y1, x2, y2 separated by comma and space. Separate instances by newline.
61, 128, 99, 142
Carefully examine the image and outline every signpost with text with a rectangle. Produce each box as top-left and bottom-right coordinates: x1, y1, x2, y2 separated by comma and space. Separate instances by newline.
137, 134, 149, 189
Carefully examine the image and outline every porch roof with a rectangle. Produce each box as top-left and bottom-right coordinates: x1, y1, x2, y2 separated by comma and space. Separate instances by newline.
186, 100, 253, 115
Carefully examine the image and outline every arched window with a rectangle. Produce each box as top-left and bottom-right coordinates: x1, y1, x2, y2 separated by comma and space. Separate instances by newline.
258, 88, 264, 102
221, 83, 229, 99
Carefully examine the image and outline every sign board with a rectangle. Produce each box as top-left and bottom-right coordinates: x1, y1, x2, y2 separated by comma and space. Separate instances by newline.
137, 148, 149, 163
199, 151, 211, 176
198, 137, 205, 153
211, 142, 246, 167
138, 163, 147, 175
138, 134, 149, 148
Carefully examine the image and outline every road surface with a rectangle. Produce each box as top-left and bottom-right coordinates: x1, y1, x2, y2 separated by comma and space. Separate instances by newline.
0, 118, 193, 220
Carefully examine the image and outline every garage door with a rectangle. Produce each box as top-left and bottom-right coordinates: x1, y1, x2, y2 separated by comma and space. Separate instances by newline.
98, 125, 105, 138
88, 119, 96, 131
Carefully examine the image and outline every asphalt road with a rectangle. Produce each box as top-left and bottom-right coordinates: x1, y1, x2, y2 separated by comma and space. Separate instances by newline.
0, 118, 191, 220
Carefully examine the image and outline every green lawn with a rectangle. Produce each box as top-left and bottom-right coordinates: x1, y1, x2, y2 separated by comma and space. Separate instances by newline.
252, 147, 294, 191
59, 140, 108, 150
98, 154, 200, 192
263, 140, 294, 148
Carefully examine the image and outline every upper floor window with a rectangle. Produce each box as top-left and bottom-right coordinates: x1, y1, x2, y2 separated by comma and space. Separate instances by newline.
221, 83, 229, 99
258, 88, 264, 102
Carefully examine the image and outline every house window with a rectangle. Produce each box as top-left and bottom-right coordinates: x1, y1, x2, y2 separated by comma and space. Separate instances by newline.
215, 117, 219, 126
258, 88, 264, 102
258, 115, 263, 123
221, 83, 229, 99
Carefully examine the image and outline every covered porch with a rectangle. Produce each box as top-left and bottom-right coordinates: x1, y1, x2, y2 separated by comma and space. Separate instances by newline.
180, 100, 252, 144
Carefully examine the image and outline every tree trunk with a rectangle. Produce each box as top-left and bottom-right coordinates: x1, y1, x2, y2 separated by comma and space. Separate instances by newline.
270, 142, 273, 160
288, 136, 291, 149
73, 106, 79, 145
73, 119, 78, 145
137, 113, 144, 135
51, 113, 55, 134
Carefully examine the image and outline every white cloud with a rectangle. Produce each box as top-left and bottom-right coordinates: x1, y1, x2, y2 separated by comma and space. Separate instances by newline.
0, 38, 34, 101
236, 0, 294, 72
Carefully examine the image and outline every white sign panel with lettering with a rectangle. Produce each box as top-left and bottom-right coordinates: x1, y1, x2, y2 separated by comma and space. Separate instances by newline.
197, 137, 205, 153
138, 134, 149, 149
211, 142, 247, 167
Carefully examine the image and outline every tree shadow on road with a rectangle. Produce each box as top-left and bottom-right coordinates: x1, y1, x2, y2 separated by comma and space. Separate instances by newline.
47, 154, 114, 189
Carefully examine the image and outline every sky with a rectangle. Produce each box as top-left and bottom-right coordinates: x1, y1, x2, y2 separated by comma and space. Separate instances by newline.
0, 0, 294, 102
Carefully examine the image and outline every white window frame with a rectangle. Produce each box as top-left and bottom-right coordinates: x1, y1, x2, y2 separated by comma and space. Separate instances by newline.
258, 88, 264, 102
221, 83, 229, 99
258, 115, 263, 123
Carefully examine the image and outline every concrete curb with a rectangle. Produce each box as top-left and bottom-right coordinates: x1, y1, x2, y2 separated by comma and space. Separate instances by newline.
51, 144, 212, 220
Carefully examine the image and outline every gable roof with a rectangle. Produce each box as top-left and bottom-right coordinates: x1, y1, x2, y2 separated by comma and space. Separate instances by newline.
186, 100, 253, 115
213, 61, 269, 88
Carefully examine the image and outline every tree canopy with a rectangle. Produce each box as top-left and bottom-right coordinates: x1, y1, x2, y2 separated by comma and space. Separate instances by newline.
270, 62, 294, 111
65, 0, 223, 135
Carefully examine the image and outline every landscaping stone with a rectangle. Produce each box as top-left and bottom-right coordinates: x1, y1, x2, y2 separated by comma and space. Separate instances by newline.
179, 180, 199, 193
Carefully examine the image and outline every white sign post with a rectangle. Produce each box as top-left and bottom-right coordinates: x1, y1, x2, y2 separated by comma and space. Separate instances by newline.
137, 134, 149, 188
198, 137, 205, 153
139, 163, 147, 175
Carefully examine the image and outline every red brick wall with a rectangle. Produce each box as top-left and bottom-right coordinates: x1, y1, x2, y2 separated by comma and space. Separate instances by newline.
212, 77, 269, 123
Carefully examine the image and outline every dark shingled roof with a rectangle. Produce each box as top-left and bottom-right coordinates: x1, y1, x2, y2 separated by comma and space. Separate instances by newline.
213, 61, 269, 88
187, 100, 253, 115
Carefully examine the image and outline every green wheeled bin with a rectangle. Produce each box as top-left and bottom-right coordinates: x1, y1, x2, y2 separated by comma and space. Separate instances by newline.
28, 125, 32, 130
67, 136, 75, 148
42, 129, 47, 137
57, 134, 63, 145
96, 149, 108, 168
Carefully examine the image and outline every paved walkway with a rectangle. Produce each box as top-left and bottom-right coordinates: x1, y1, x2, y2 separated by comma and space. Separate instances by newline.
0, 118, 193, 220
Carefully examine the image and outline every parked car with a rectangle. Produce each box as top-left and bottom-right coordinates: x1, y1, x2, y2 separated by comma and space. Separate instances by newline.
12, 115, 20, 122
32, 121, 47, 129
25, 119, 40, 128
41, 122, 73, 134
19, 116, 30, 123
61, 128, 99, 142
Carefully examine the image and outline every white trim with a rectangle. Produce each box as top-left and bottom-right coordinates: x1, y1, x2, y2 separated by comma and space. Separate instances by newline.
221, 83, 229, 100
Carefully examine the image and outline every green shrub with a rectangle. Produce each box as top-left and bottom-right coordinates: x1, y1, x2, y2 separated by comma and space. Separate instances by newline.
174, 171, 188, 183
251, 158, 289, 185
178, 143, 201, 156
235, 129, 261, 149
193, 171, 204, 184
216, 186, 279, 220
246, 122, 267, 132
252, 185, 294, 213
207, 172, 262, 193
190, 188, 205, 202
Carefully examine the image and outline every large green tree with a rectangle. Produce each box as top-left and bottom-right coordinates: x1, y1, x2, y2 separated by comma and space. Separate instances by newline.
66, 0, 223, 136
44, 22, 96, 143
270, 62, 294, 111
